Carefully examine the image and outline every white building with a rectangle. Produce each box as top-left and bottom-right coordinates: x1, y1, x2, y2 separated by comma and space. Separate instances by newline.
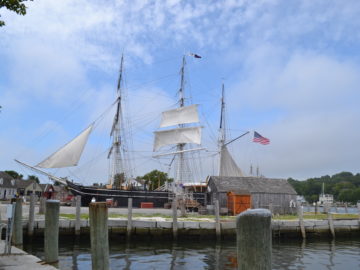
0, 172, 17, 200
318, 194, 334, 205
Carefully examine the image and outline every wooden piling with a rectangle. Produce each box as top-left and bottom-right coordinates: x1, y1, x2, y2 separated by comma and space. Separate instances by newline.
236, 209, 272, 270
214, 199, 221, 241
269, 202, 273, 215
38, 197, 46, 214
127, 198, 133, 239
357, 202, 360, 229
315, 202, 318, 214
334, 203, 338, 213
327, 212, 335, 238
28, 193, 35, 236
180, 198, 186, 217
75, 195, 81, 236
172, 197, 178, 240
297, 202, 306, 239
325, 202, 332, 214
345, 202, 348, 214
12, 198, 23, 247
89, 202, 109, 270
45, 200, 60, 264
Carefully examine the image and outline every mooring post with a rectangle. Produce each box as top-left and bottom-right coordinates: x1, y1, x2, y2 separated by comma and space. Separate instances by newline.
28, 193, 35, 237
11, 198, 23, 247
38, 196, 46, 214
89, 202, 109, 270
357, 202, 360, 228
324, 202, 330, 214
236, 209, 272, 270
315, 202, 318, 214
214, 199, 221, 241
172, 197, 178, 240
296, 201, 306, 239
180, 198, 186, 217
334, 203, 338, 213
269, 202, 273, 216
45, 200, 60, 264
345, 202, 348, 214
127, 198, 133, 239
75, 195, 81, 236
327, 211, 335, 238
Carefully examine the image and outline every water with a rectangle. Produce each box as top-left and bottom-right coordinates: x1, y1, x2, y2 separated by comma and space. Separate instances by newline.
23, 237, 360, 270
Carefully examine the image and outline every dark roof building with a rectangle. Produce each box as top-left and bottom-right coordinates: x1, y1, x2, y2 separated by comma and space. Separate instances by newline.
15, 179, 43, 197
207, 176, 297, 215
0, 171, 17, 199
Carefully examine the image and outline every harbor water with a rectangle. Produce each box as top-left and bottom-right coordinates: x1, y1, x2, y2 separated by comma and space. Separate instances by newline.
23, 236, 360, 270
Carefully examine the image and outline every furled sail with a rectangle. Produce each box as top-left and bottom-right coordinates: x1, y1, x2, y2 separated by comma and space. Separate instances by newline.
153, 126, 201, 151
36, 124, 93, 168
160, 104, 199, 128
219, 145, 243, 177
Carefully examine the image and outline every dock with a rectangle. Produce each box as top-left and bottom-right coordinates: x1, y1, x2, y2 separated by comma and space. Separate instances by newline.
0, 242, 57, 270
7, 217, 359, 239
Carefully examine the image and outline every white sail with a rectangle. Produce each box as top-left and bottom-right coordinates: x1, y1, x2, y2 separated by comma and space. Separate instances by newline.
160, 104, 199, 128
36, 124, 93, 168
219, 145, 244, 177
153, 126, 202, 151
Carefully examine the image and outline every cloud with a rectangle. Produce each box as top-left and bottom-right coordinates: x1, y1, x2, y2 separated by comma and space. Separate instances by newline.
2, 0, 360, 182
225, 48, 360, 179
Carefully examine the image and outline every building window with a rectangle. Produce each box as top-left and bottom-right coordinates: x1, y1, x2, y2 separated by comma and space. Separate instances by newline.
11, 179, 15, 186
0, 178, 3, 184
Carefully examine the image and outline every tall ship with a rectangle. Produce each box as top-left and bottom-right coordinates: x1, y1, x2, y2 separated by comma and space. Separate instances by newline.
16, 55, 206, 207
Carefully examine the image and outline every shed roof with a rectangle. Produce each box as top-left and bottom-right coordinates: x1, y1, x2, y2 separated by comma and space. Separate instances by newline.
208, 176, 297, 195
15, 179, 38, 189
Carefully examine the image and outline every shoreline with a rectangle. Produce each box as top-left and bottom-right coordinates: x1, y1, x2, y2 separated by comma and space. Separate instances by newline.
6, 217, 360, 240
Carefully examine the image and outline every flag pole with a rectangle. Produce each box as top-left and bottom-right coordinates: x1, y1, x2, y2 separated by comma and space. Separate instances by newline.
223, 131, 250, 147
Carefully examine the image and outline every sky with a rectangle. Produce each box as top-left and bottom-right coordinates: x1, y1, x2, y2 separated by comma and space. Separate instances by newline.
1, 0, 360, 184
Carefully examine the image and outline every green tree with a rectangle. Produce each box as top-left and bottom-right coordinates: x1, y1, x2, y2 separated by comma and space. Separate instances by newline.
4, 170, 23, 179
27, 174, 39, 184
288, 171, 360, 203
137, 170, 173, 191
0, 0, 33, 27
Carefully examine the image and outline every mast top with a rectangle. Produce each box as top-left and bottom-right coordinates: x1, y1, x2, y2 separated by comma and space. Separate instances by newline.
117, 54, 124, 95
179, 55, 186, 107
219, 83, 226, 145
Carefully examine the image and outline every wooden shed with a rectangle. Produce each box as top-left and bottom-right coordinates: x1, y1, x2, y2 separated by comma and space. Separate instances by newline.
207, 176, 297, 215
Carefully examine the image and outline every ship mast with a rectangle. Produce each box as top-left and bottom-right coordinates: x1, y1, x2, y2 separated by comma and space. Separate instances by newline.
108, 55, 126, 187
217, 84, 248, 177
218, 83, 226, 175
175, 56, 186, 190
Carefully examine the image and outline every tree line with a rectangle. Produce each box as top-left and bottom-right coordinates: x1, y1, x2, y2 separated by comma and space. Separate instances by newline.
3, 170, 40, 183
288, 172, 360, 204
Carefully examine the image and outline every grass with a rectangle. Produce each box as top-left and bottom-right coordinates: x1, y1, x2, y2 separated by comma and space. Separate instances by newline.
272, 213, 358, 220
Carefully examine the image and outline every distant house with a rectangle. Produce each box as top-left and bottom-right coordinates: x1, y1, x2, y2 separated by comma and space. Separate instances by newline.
15, 179, 43, 198
0, 171, 17, 200
318, 194, 334, 205
53, 185, 73, 202
40, 184, 56, 199
207, 176, 297, 215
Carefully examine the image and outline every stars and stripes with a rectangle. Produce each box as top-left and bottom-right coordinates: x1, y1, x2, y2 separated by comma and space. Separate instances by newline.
253, 131, 270, 145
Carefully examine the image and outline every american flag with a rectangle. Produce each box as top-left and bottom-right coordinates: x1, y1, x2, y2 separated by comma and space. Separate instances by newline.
253, 131, 270, 145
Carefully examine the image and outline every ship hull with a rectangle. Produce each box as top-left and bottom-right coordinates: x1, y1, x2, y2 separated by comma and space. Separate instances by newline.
66, 181, 206, 207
